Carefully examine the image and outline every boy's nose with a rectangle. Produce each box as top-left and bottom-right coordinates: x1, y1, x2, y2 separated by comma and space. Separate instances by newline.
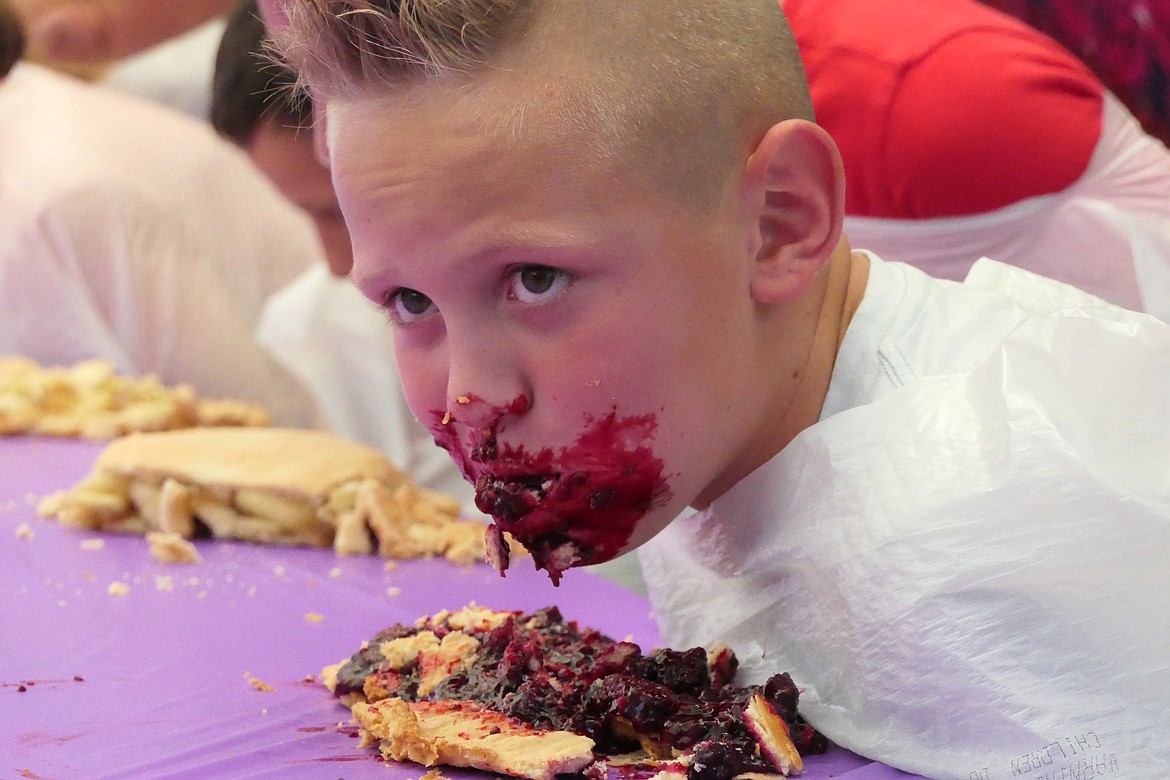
447, 391, 531, 429
444, 345, 530, 428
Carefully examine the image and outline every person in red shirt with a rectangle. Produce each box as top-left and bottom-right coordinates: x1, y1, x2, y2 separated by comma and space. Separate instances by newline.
785, 0, 1170, 319
977, 0, 1170, 148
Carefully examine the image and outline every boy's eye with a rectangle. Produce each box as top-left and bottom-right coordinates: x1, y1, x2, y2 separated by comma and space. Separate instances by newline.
510, 265, 570, 305
388, 288, 436, 324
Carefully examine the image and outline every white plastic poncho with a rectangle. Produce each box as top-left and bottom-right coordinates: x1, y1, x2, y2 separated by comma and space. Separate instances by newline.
99, 17, 226, 119
639, 255, 1170, 779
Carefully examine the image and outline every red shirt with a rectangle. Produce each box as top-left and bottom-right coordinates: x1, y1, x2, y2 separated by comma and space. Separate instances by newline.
785, 0, 1104, 218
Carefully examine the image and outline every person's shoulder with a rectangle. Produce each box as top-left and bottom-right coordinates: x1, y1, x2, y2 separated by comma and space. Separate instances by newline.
2, 62, 247, 178
961, 258, 1134, 317
846, 253, 1034, 375
0, 69, 151, 228
260, 265, 385, 331
873, 254, 1149, 329
82, 79, 239, 160
43, 77, 299, 220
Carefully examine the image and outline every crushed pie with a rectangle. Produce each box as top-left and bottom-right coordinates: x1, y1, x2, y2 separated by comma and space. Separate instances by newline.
0, 357, 268, 437
321, 605, 826, 779
38, 427, 486, 564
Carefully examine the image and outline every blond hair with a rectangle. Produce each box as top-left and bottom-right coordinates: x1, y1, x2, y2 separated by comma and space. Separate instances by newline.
272, 0, 814, 206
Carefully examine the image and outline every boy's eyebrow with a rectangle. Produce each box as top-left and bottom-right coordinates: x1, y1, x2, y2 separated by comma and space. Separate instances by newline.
352, 228, 601, 293
439, 226, 606, 271
465, 230, 600, 263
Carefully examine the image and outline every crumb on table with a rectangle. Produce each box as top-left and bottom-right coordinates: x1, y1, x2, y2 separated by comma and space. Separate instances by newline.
146, 531, 202, 564
247, 675, 274, 692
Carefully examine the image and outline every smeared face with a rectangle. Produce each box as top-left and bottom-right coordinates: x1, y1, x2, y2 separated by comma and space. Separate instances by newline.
433, 394, 669, 583
328, 80, 773, 581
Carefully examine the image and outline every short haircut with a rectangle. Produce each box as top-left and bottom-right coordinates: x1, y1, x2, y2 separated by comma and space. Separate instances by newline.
270, 0, 814, 208
211, 0, 312, 145
0, 0, 25, 78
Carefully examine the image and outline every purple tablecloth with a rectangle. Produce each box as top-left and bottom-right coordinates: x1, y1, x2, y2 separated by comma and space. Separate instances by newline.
1, 436, 918, 779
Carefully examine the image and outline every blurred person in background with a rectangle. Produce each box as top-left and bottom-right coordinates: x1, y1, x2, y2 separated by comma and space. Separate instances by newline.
12, 0, 236, 117
0, 0, 21, 75
0, 0, 319, 425
209, 0, 475, 507
210, 2, 348, 278
12, 0, 232, 63
785, 0, 1170, 321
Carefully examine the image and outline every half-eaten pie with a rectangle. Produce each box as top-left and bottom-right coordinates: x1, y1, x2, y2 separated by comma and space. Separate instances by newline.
38, 427, 486, 564
321, 604, 827, 779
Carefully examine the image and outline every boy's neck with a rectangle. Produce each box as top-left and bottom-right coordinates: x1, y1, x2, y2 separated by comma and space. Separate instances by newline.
693, 240, 867, 509
773, 239, 867, 444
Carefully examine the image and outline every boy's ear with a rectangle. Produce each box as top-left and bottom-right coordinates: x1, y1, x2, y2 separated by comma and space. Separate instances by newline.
740, 119, 845, 303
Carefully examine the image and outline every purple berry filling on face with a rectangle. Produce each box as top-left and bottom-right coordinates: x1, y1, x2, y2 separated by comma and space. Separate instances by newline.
431, 399, 671, 583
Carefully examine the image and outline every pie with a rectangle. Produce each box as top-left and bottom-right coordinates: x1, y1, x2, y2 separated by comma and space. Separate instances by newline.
37, 427, 486, 564
321, 604, 827, 780
0, 357, 268, 438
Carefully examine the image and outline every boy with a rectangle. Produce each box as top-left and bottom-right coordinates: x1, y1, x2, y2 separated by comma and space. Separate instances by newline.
270, 0, 1170, 776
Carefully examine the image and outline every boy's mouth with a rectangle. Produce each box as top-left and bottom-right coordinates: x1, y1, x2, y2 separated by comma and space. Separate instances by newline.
430, 402, 669, 584
474, 473, 554, 524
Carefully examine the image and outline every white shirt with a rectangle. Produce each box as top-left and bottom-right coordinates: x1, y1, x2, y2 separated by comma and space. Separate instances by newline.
846, 95, 1170, 323
255, 265, 476, 509
0, 64, 318, 426
99, 17, 226, 120
639, 253, 1170, 779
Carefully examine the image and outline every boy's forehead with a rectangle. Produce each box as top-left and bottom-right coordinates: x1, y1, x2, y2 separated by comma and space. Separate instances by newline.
324, 73, 722, 242
325, 89, 472, 182
324, 88, 671, 291
325, 79, 604, 189
326, 89, 547, 223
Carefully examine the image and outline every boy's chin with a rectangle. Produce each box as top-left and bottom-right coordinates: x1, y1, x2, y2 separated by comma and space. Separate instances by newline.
484, 500, 680, 585
617, 505, 683, 554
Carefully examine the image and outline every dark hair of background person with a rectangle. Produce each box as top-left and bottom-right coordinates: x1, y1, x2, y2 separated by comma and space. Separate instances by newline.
0, 0, 26, 77
211, 0, 311, 145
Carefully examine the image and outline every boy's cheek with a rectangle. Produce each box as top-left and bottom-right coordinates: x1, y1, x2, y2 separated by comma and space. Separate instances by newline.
394, 354, 447, 428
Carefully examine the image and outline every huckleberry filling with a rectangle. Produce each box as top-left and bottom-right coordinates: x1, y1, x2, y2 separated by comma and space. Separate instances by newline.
333, 607, 827, 777
475, 474, 550, 524
430, 401, 671, 584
